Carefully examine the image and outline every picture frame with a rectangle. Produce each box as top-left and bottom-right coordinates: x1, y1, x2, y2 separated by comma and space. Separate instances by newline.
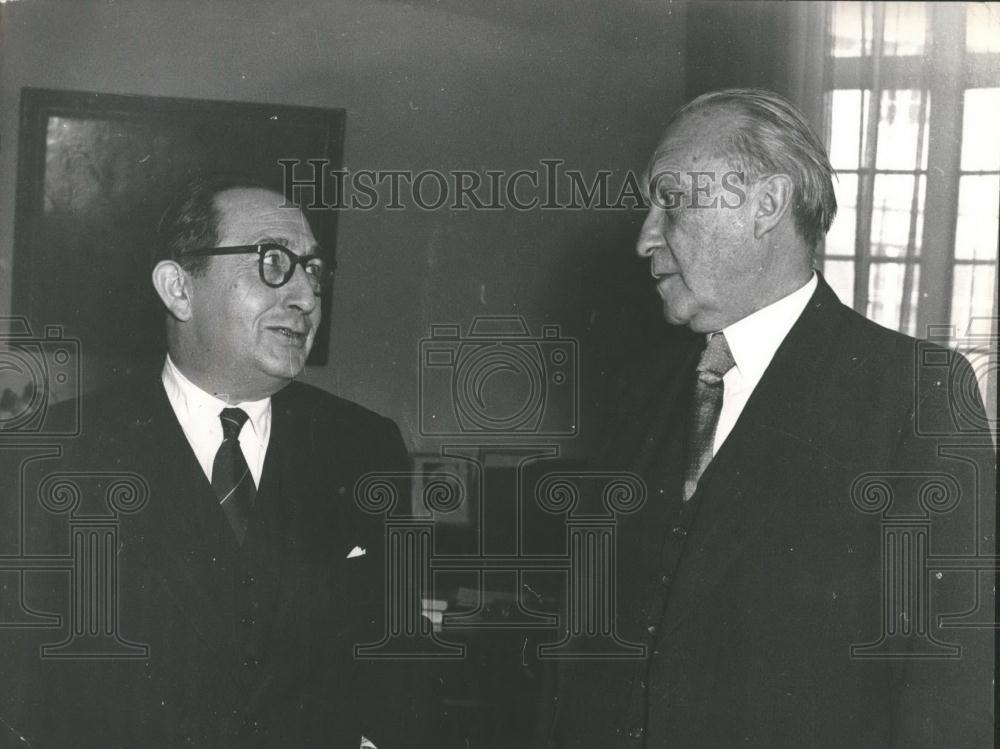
411, 452, 479, 526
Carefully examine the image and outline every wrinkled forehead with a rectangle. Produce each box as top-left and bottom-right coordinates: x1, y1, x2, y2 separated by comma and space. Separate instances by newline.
649, 110, 731, 172
641, 120, 733, 194
213, 187, 317, 250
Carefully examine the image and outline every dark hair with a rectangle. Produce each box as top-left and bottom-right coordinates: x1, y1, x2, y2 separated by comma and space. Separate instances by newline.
673, 88, 837, 251
153, 173, 270, 274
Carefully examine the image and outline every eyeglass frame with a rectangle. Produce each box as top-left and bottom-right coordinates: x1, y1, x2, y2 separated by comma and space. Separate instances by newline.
179, 243, 336, 292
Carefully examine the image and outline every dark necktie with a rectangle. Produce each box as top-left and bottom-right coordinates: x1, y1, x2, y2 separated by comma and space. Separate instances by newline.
212, 407, 256, 545
683, 332, 736, 501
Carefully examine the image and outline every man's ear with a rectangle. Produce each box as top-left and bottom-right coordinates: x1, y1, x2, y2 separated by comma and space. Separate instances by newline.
151, 260, 194, 321
752, 173, 793, 240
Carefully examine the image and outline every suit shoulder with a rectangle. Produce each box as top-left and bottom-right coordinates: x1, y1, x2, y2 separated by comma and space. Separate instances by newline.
821, 300, 932, 380
820, 299, 987, 431
276, 382, 410, 475
832, 303, 976, 383
69, 371, 160, 433
831, 300, 914, 353
277, 381, 401, 432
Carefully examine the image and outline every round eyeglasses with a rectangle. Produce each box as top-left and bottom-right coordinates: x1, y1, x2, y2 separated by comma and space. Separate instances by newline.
180, 243, 334, 294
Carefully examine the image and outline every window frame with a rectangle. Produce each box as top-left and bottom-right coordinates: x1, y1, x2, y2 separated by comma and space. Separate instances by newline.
818, 2, 1000, 343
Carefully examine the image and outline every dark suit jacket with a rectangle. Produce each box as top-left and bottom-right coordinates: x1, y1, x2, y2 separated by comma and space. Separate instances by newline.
2, 372, 429, 748
549, 276, 996, 748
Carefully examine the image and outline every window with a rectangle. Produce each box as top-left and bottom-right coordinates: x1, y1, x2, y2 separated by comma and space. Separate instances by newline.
821, 1, 999, 417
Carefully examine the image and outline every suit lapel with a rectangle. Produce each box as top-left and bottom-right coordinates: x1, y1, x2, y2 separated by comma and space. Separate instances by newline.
659, 276, 847, 637
254, 386, 350, 644
250, 393, 300, 635
116, 377, 234, 649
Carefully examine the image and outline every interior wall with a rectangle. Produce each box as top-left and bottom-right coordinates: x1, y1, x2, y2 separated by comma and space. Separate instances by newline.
0, 0, 688, 454
684, 0, 800, 99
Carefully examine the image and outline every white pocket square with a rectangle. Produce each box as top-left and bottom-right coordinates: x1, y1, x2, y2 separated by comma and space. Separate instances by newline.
347, 545, 367, 559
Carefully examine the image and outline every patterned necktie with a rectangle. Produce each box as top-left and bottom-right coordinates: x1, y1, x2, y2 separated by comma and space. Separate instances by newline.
683, 332, 736, 501
212, 407, 256, 545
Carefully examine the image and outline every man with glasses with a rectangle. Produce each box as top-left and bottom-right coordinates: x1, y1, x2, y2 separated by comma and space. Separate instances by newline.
152, 181, 332, 406
7, 177, 427, 747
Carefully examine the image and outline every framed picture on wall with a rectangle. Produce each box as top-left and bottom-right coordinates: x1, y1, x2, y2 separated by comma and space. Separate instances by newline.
12, 87, 345, 375
412, 452, 478, 527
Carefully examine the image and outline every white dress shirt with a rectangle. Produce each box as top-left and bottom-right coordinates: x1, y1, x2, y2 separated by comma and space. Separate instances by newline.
712, 273, 817, 454
161, 355, 271, 488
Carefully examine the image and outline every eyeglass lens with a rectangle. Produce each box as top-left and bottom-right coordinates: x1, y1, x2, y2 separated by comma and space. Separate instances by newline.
260, 245, 328, 291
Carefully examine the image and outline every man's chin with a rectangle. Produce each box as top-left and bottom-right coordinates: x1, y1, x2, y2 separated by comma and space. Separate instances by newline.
661, 302, 716, 334
258, 350, 311, 383
661, 301, 691, 328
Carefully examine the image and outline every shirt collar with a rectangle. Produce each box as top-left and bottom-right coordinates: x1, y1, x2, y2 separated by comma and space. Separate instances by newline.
717, 272, 817, 384
161, 354, 270, 440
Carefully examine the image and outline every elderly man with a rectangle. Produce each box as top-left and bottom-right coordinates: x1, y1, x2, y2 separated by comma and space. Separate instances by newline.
4, 177, 425, 747
549, 90, 995, 747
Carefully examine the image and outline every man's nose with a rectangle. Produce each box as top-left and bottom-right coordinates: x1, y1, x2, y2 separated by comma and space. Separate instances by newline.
636, 209, 664, 258
281, 264, 318, 314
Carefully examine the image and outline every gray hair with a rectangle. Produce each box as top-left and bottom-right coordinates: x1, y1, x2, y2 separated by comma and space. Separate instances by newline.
674, 88, 837, 251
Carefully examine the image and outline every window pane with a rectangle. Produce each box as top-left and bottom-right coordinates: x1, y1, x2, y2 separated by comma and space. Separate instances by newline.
960, 89, 1000, 172
875, 89, 930, 171
826, 172, 858, 256
822, 259, 855, 306
966, 3, 1000, 54
882, 2, 927, 56
955, 175, 1000, 261
870, 174, 925, 258
832, 1, 874, 57
829, 90, 870, 170
832, 2, 927, 57
951, 264, 997, 337
867, 262, 920, 335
